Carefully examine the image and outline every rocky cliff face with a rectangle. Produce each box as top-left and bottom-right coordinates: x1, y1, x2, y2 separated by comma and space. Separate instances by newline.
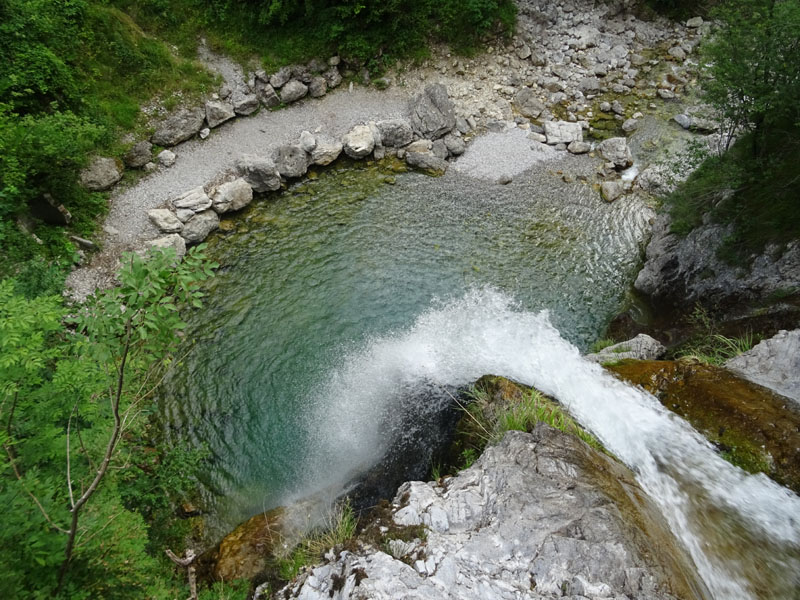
275, 427, 703, 600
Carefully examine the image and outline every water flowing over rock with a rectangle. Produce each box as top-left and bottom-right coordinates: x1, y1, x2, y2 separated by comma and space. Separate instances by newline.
280, 428, 699, 600
150, 107, 205, 146
235, 155, 281, 193
274, 144, 309, 178
725, 330, 800, 403
80, 157, 122, 191
409, 83, 456, 140
181, 210, 219, 243
211, 178, 253, 214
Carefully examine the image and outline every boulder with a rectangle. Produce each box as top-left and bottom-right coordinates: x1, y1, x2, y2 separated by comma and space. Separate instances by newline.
443, 133, 466, 156
567, 140, 590, 154
409, 83, 456, 140
579, 76, 601, 93
80, 157, 122, 191
280, 428, 699, 600
599, 137, 633, 169
725, 330, 800, 403
234, 154, 281, 193
280, 80, 308, 104
181, 210, 219, 244
687, 16, 704, 28
342, 124, 375, 159
212, 178, 253, 214
601, 180, 624, 202
310, 135, 343, 166
171, 186, 211, 212
299, 130, 316, 153
158, 149, 176, 167
376, 119, 414, 148
145, 234, 186, 261
148, 209, 183, 233
586, 334, 666, 363
205, 100, 236, 128
273, 144, 309, 178
622, 118, 639, 132
543, 120, 583, 145
308, 76, 327, 98
150, 107, 205, 146
513, 88, 545, 119
123, 141, 153, 169
323, 67, 342, 89
255, 80, 281, 108
269, 66, 293, 89
232, 89, 259, 115
405, 151, 448, 175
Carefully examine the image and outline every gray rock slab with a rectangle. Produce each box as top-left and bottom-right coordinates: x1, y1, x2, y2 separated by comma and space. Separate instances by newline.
181, 210, 219, 243
586, 334, 666, 363
543, 120, 583, 144
80, 157, 122, 191
725, 330, 800, 403
235, 154, 281, 193
274, 144, 309, 178
171, 186, 211, 212
212, 178, 253, 213
206, 100, 236, 128
150, 107, 205, 146
409, 83, 456, 140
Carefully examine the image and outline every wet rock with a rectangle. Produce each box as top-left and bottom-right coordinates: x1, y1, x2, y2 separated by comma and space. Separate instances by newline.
280, 80, 308, 104
376, 119, 414, 148
725, 330, 800, 403
409, 83, 456, 140
181, 210, 219, 243
310, 135, 343, 166
158, 149, 176, 167
148, 209, 183, 233
586, 334, 666, 363
405, 151, 448, 175
543, 120, 582, 144
205, 100, 236, 128
146, 234, 186, 261
343, 124, 375, 159
235, 155, 281, 193
212, 178, 253, 214
281, 428, 699, 600
80, 157, 122, 191
598, 137, 633, 169
124, 141, 153, 169
273, 144, 309, 178
513, 88, 545, 118
172, 187, 211, 212
254, 80, 280, 108
151, 107, 205, 146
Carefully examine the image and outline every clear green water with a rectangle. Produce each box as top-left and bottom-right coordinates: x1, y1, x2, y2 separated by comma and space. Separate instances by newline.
159, 158, 652, 540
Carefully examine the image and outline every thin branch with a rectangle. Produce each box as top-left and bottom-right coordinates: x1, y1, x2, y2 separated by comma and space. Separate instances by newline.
66, 404, 77, 508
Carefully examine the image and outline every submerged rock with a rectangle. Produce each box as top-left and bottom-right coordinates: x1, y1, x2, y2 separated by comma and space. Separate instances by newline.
281, 428, 700, 600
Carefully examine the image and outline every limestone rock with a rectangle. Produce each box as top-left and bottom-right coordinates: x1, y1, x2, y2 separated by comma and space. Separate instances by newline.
513, 88, 545, 119
150, 107, 205, 146
232, 88, 259, 115
342, 124, 375, 159
599, 137, 633, 169
725, 330, 800, 403
586, 334, 666, 363
687, 16, 704, 28
280, 80, 308, 104
212, 178, 253, 214
148, 209, 183, 234
622, 118, 639, 132
172, 187, 211, 212
308, 76, 327, 98
409, 83, 456, 140
567, 140, 590, 154
280, 428, 697, 600
443, 133, 466, 156
405, 151, 448, 175
323, 67, 342, 89
235, 155, 281, 193
601, 180, 624, 202
80, 157, 122, 191
255, 80, 281, 108
310, 135, 343, 166
181, 210, 219, 244
543, 120, 582, 145
273, 144, 309, 178
269, 66, 292, 89
376, 119, 414, 148
205, 100, 235, 128
299, 130, 316, 153
145, 234, 186, 261
158, 149, 176, 167
124, 141, 153, 168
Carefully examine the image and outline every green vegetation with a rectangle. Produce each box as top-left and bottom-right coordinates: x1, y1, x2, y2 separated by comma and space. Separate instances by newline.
589, 338, 615, 353
665, 0, 800, 261
274, 500, 357, 582
0, 246, 216, 598
672, 305, 755, 365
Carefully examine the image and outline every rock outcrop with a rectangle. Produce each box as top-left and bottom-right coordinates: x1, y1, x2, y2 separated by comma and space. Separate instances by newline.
151, 107, 205, 146
725, 329, 800, 403
586, 334, 666, 363
409, 84, 456, 140
279, 428, 700, 600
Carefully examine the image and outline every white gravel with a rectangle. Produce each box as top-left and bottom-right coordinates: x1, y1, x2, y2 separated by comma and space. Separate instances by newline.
452, 127, 559, 182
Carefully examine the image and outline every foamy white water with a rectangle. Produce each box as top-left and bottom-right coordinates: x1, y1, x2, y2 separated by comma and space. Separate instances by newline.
304, 288, 800, 599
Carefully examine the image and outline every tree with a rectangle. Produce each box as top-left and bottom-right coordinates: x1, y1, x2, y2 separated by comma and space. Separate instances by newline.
703, 0, 800, 154
0, 245, 216, 597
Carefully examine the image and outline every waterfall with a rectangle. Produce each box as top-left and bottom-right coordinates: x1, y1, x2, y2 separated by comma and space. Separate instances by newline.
301, 287, 800, 599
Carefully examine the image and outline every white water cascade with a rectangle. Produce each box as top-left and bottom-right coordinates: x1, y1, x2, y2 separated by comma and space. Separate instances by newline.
301, 288, 800, 600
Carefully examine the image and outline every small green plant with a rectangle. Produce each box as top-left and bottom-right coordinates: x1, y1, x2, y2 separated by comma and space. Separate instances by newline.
459, 448, 478, 469
675, 305, 755, 365
589, 338, 615, 353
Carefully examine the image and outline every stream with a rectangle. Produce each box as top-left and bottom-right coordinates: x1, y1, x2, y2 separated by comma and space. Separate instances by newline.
159, 156, 799, 599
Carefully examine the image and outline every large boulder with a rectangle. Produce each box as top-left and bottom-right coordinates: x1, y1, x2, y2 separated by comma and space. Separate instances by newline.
342, 125, 375, 159
123, 141, 153, 169
80, 157, 122, 191
148, 209, 183, 233
181, 210, 219, 243
235, 155, 281, 192
308, 76, 327, 98
409, 83, 456, 140
513, 88, 546, 119
273, 144, 309, 178
543, 121, 583, 145
280, 80, 308, 104
310, 135, 343, 166
171, 187, 211, 212
599, 137, 634, 169
376, 119, 414, 148
150, 107, 205, 146
205, 100, 236, 128
280, 428, 699, 600
725, 330, 800, 403
212, 178, 253, 213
